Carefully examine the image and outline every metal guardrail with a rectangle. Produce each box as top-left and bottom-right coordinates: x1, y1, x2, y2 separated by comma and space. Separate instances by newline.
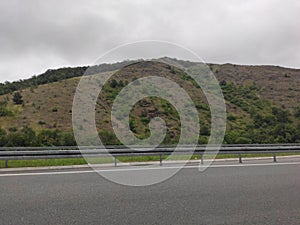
1, 144, 300, 168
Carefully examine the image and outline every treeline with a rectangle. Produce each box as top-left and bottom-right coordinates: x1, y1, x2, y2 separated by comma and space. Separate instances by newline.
0, 67, 87, 95
0, 60, 143, 96
0, 127, 76, 147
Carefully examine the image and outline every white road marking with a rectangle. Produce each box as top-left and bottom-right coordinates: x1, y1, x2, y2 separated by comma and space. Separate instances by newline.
1, 161, 300, 177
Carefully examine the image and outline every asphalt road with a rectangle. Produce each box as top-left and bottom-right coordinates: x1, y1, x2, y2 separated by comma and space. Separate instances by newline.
0, 162, 300, 225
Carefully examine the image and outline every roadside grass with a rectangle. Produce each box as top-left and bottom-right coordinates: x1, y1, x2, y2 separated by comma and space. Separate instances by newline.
0, 152, 299, 169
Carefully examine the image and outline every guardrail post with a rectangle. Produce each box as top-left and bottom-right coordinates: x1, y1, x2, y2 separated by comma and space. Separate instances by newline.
159, 154, 162, 166
238, 154, 242, 163
273, 153, 277, 162
200, 154, 204, 165
5, 159, 8, 168
114, 157, 117, 167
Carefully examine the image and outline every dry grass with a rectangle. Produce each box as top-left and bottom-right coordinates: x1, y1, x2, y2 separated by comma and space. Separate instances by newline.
0, 61, 299, 136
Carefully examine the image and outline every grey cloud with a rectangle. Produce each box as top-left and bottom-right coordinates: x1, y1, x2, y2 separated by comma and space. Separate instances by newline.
0, 0, 299, 82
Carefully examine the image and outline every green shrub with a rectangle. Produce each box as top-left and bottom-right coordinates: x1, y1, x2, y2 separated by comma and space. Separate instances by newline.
235, 137, 252, 144
227, 114, 237, 121
38, 120, 46, 125
98, 130, 121, 145
109, 79, 118, 88
0, 106, 13, 117
13, 92, 23, 105
294, 107, 300, 119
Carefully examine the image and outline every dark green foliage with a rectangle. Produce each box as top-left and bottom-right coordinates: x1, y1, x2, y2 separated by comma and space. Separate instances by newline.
244, 106, 296, 143
38, 120, 46, 125
21, 126, 36, 146
235, 137, 252, 144
222, 82, 261, 112
98, 130, 121, 145
0, 60, 143, 96
224, 130, 240, 144
294, 107, 300, 119
37, 130, 60, 146
198, 136, 208, 144
140, 117, 150, 125
0, 127, 78, 147
0, 128, 7, 146
109, 79, 118, 88
8, 127, 17, 132
5, 133, 26, 147
227, 114, 237, 121
220, 80, 227, 86
252, 113, 276, 128
118, 80, 124, 87
129, 119, 136, 133
0, 67, 87, 95
200, 124, 210, 136
60, 132, 77, 146
272, 107, 291, 123
4, 127, 37, 146
13, 92, 23, 105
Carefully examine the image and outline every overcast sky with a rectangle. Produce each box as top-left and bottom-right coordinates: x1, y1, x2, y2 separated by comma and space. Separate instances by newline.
0, 0, 299, 82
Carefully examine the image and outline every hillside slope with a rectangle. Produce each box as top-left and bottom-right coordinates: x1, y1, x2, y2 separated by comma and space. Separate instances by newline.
0, 59, 299, 146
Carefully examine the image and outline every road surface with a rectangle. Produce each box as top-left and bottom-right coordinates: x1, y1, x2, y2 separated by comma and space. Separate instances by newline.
0, 160, 300, 224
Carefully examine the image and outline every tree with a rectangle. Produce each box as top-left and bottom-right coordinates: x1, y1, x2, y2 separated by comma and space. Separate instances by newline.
118, 80, 124, 87
37, 129, 60, 146
109, 79, 118, 88
13, 92, 23, 105
220, 80, 227, 86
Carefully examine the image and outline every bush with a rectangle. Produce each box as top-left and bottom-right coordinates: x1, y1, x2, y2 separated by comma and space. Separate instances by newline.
98, 130, 121, 145
235, 137, 252, 144
200, 125, 210, 136
227, 114, 237, 121
8, 127, 17, 132
272, 107, 291, 123
60, 132, 77, 146
0, 106, 13, 117
294, 107, 300, 119
198, 136, 208, 144
109, 79, 118, 88
224, 130, 240, 144
220, 80, 227, 86
13, 92, 23, 105
37, 129, 61, 146
38, 120, 46, 125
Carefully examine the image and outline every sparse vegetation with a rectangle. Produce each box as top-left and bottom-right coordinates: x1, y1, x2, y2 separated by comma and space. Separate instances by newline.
0, 102, 13, 117
0, 59, 299, 147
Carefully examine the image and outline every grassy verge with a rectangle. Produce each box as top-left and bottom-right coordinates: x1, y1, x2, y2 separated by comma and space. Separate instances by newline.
0, 153, 299, 169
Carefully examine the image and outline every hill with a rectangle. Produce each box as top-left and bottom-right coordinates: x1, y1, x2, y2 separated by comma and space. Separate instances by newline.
0, 59, 299, 146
